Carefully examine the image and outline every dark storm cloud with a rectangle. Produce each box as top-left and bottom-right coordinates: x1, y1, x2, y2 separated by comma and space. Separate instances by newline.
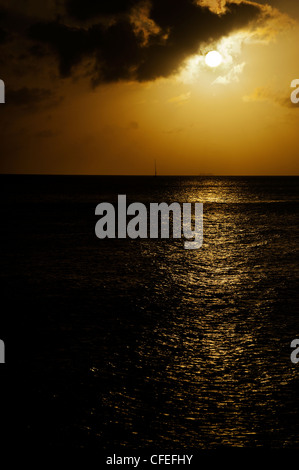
66, 0, 142, 21
29, 22, 92, 76
29, 19, 143, 79
92, 20, 144, 83
28, 0, 263, 83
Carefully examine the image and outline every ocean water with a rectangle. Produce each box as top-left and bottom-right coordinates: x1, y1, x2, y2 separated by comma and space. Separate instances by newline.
0, 175, 298, 451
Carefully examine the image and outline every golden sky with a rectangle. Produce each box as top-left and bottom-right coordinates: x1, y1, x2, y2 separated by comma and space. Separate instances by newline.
0, 0, 298, 175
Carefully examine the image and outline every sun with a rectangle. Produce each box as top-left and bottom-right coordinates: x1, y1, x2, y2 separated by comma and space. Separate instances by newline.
205, 51, 223, 67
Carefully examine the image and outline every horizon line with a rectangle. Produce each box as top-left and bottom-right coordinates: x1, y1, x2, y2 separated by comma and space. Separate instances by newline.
0, 173, 298, 177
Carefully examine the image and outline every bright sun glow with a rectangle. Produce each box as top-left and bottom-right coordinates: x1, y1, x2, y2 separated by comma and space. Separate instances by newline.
178, 34, 247, 84
205, 51, 223, 67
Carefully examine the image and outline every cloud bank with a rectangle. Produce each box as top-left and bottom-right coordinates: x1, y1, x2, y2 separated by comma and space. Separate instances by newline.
27, 0, 264, 84
0, 1, 294, 87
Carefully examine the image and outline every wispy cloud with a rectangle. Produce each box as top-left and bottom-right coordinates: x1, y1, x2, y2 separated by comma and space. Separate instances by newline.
213, 62, 246, 85
243, 86, 298, 108
168, 92, 191, 105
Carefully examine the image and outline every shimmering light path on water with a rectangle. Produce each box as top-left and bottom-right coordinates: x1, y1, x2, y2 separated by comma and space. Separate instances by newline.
1, 176, 298, 449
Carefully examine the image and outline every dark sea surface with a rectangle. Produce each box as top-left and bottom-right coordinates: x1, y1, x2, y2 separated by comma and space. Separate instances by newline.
0, 175, 298, 452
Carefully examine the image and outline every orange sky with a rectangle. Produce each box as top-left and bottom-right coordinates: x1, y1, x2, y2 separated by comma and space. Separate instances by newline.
0, 0, 298, 175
